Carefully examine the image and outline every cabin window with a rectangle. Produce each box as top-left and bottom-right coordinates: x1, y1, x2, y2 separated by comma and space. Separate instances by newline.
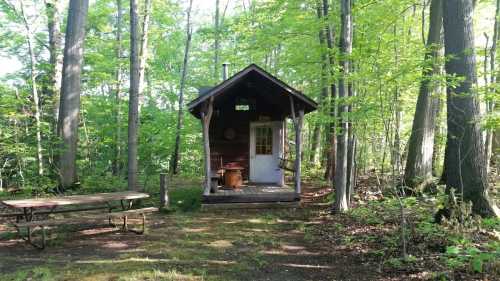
235, 98, 250, 111
235, 104, 249, 111
255, 126, 273, 155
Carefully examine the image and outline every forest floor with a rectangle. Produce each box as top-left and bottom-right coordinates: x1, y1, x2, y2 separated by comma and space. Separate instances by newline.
0, 177, 498, 281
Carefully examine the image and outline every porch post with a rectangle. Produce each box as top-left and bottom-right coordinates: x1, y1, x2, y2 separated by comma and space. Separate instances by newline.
201, 97, 214, 196
289, 95, 304, 195
295, 110, 304, 195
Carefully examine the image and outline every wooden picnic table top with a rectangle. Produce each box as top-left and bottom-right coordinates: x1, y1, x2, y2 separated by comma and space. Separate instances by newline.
0, 191, 149, 209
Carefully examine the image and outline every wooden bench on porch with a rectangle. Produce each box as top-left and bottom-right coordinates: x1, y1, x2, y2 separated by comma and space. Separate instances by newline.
0, 191, 158, 249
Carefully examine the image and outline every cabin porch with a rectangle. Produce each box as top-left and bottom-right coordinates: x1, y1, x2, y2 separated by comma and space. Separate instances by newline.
202, 183, 299, 204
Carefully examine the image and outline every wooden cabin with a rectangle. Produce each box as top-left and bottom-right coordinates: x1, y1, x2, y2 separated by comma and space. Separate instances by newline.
187, 64, 317, 205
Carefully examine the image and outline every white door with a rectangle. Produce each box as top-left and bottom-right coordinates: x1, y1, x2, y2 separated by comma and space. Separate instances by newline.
249, 122, 283, 184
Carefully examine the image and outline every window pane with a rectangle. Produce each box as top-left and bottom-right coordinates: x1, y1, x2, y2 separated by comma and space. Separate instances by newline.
255, 126, 272, 155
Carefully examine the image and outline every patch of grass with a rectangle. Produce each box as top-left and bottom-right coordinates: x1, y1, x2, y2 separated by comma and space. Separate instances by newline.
116, 268, 203, 281
3, 266, 54, 281
168, 187, 203, 212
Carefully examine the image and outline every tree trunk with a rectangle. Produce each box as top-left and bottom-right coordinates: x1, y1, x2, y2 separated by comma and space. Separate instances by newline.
171, 0, 193, 175
45, 0, 63, 126
346, 82, 357, 205
202, 98, 214, 196
404, 0, 443, 193
128, 0, 140, 191
310, 1, 329, 166
112, 0, 123, 176
138, 0, 151, 102
485, 0, 500, 173
442, 0, 499, 217
334, 0, 352, 213
57, 0, 89, 189
323, 0, 337, 181
20, 0, 44, 177
214, 0, 220, 80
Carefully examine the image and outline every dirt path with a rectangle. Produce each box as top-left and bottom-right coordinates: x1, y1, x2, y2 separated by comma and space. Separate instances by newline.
0, 204, 389, 281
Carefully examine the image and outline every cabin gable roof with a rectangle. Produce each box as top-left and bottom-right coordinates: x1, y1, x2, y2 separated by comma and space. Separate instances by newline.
187, 64, 317, 118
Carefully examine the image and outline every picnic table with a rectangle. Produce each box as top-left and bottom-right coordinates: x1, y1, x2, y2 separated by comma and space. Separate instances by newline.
0, 191, 157, 249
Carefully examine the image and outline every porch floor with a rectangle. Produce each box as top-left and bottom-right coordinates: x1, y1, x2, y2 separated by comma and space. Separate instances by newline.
203, 183, 299, 204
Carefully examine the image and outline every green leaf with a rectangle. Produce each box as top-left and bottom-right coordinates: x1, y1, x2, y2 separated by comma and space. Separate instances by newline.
471, 257, 483, 273
446, 246, 460, 255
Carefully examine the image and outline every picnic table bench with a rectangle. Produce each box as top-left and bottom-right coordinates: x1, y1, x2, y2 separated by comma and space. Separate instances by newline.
0, 191, 158, 249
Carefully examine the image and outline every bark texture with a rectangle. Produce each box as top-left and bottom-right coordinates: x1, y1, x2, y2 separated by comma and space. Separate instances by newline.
138, 0, 151, 99
19, 0, 43, 176
334, 0, 352, 213
442, 0, 499, 217
171, 0, 193, 175
45, 0, 63, 125
309, 1, 329, 166
485, 0, 500, 172
202, 98, 214, 196
128, 0, 140, 191
112, 0, 123, 176
404, 0, 442, 192
214, 0, 220, 81
323, 0, 337, 181
57, 0, 89, 188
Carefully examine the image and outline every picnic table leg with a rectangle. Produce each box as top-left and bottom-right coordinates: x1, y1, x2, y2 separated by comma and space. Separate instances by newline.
106, 202, 116, 227
126, 213, 146, 234
122, 215, 128, 231
15, 208, 45, 249
22, 207, 34, 245
120, 199, 134, 211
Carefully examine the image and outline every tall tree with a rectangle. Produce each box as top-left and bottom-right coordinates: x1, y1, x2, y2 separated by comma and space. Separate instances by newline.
404, 0, 442, 193
128, 0, 140, 191
112, 0, 123, 176
485, 0, 500, 172
442, 0, 499, 217
17, 0, 44, 177
57, 0, 89, 189
309, 0, 329, 167
45, 0, 63, 125
214, 0, 220, 80
334, 0, 352, 213
323, 0, 337, 181
138, 0, 151, 99
171, 0, 194, 175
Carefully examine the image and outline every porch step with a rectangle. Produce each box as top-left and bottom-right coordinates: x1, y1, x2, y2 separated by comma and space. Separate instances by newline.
201, 201, 301, 211
202, 192, 300, 204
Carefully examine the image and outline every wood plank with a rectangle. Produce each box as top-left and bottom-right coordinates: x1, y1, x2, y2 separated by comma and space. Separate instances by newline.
1, 191, 150, 209
14, 207, 158, 228
201, 201, 300, 210
202, 193, 300, 204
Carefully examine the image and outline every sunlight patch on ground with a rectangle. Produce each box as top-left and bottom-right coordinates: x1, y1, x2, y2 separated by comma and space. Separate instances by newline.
282, 263, 333, 269
208, 239, 233, 248
281, 244, 306, 251
182, 227, 210, 233
248, 228, 266, 232
222, 219, 242, 224
261, 249, 322, 256
78, 228, 115, 235
247, 218, 264, 224
102, 241, 129, 249
75, 257, 236, 266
